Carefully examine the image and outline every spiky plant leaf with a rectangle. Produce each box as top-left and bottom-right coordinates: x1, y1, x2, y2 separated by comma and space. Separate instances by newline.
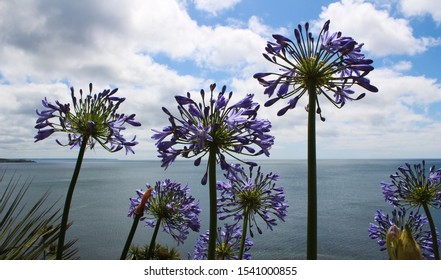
0, 170, 77, 259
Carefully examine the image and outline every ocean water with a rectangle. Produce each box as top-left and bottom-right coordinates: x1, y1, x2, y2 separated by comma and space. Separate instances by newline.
2, 158, 440, 260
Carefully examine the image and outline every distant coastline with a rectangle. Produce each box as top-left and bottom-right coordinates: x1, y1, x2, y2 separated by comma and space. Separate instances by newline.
0, 158, 36, 163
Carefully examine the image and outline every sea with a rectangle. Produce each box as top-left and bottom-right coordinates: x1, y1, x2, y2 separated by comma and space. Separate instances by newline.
2, 158, 440, 260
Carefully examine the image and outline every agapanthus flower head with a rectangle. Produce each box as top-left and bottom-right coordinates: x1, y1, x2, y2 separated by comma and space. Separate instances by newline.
381, 161, 441, 209
368, 208, 438, 259
35, 83, 141, 154
190, 224, 253, 260
253, 20, 378, 119
152, 83, 274, 184
128, 179, 201, 245
217, 165, 288, 237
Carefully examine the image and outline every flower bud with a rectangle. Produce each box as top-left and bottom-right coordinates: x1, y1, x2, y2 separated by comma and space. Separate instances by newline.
386, 224, 422, 260
386, 224, 401, 259
133, 186, 154, 217
397, 224, 422, 260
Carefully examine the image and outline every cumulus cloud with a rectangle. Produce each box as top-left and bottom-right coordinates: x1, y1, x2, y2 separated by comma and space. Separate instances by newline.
311, 66, 441, 158
247, 16, 289, 38
399, 0, 441, 24
0, 0, 263, 81
192, 0, 241, 15
390, 60, 413, 72
313, 0, 440, 57
0, 0, 272, 84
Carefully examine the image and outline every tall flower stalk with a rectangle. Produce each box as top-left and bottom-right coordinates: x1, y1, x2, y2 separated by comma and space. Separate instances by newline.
381, 161, 441, 259
254, 20, 377, 259
217, 166, 288, 260
152, 83, 274, 259
34, 83, 140, 259
125, 180, 200, 259
120, 186, 154, 260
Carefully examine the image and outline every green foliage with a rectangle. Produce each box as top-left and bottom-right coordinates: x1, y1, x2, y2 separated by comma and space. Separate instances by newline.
127, 243, 180, 260
0, 170, 77, 259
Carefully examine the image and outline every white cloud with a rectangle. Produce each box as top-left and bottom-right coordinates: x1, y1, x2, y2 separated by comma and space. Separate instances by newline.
389, 60, 413, 72
314, 0, 440, 57
247, 16, 288, 38
0, 0, 274, 81
192, 0, 241, 16
312, 67, 441, 158
193, 25, 266, 73
131, 10, 268, 75
399, 0, 441, 24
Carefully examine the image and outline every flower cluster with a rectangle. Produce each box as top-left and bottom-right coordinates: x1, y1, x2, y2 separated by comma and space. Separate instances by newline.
382, 161, 441, 209
152, 83, 274, 184
217, 166, 288, 237
370, 161, 441, 259
253, 20, 378, 118
190, 224, 253, 260
35, 83, 140, 154
128, 179, 201, 245
368, 208, 436, 259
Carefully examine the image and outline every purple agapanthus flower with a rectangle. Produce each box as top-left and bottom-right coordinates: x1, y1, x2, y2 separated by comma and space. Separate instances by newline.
217, 166, 288, 237
253, 20, 378, 119
380, 160, 441, 260
368, 208, 438, 259
381, 161, 441, 209
35, 83, 140, 154
128, 180, 201, 245
152, 83, 274, 184
189, 224, 253, 260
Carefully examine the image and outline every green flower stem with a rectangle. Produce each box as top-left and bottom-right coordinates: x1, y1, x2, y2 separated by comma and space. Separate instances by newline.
238, 210, 249, 260
207, 146, 218, 260
56, 135, 89, 260
307, 86, 317, 260
147, 217, 162, 259
422, 203, 440, 260
120, 216, 140, 260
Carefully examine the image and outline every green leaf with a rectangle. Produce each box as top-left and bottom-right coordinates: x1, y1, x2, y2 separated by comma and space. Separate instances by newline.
0, 170, 78, 259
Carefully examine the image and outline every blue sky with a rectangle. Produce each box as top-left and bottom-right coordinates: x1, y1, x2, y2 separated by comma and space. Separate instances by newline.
1, 0, 441, 160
